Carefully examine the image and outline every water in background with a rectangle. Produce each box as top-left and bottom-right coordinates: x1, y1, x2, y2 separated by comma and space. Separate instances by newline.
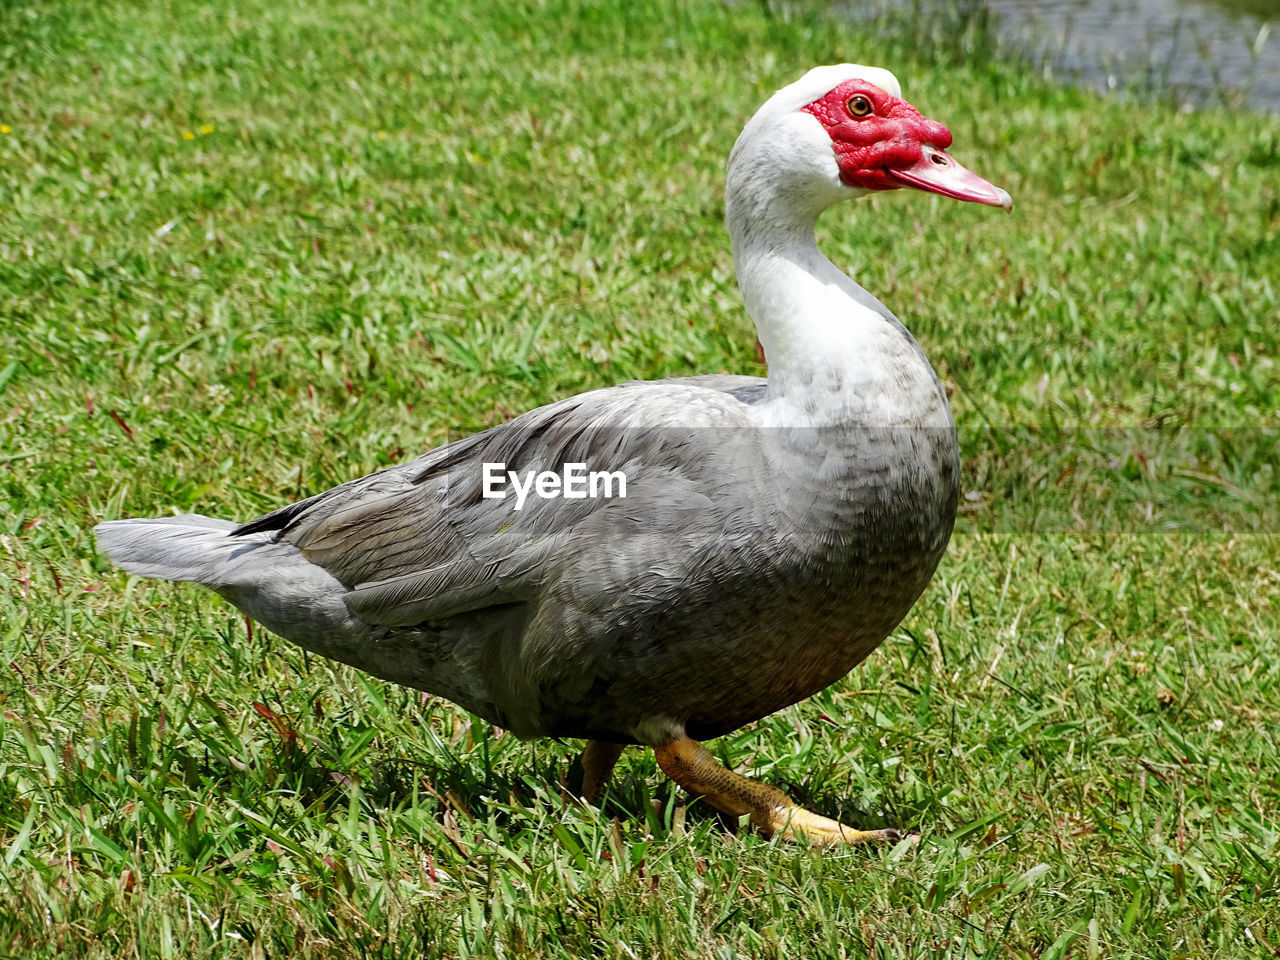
984, 0, 1277, 110
855, 0, 1278, 111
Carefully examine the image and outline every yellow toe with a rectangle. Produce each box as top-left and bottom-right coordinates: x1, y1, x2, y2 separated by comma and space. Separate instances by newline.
652, 735, 901, 847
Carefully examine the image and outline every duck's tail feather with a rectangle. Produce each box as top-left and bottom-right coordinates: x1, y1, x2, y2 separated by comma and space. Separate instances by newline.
95, 515, 242, 585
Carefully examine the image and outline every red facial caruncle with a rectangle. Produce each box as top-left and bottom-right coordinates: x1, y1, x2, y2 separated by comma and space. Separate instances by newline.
802, 80, 1012, 210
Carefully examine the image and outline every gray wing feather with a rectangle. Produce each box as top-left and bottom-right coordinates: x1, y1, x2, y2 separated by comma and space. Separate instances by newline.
253, 377, 766, 628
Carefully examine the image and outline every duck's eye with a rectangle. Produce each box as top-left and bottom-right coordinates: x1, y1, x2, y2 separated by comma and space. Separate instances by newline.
846, 94, 873, 118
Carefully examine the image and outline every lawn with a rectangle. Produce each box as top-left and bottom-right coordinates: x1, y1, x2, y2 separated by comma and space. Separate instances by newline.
2, 0, 1279, 956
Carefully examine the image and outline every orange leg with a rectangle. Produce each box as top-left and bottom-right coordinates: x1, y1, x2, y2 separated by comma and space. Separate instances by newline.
653, 735, 902, 846
580, 740, 626, 804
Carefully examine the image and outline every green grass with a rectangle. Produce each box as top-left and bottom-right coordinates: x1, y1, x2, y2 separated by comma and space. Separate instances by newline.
3, 0, 1280, 956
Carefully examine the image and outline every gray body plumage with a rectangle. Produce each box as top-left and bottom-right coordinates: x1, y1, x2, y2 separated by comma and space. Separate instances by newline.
96, 64, 963, 749
97, 360, 958, 745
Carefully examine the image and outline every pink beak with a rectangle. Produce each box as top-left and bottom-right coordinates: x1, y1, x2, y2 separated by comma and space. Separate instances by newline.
888, 145, 1012, 211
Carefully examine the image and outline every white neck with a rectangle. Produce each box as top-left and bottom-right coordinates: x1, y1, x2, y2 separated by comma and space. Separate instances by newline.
727, 182, 947, 427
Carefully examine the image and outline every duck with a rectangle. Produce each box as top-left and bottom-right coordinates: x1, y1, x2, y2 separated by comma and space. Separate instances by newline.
96, 64, 1011, 846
